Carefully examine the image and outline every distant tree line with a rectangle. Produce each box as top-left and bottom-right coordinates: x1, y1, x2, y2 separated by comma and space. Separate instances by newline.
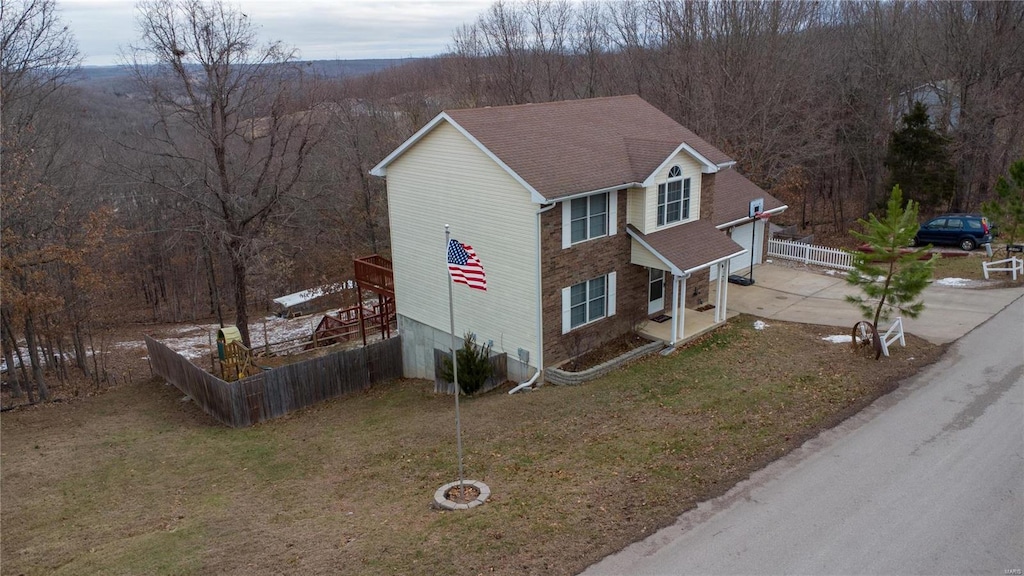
1, 0, 1021, 402
440, 0, 1022, 222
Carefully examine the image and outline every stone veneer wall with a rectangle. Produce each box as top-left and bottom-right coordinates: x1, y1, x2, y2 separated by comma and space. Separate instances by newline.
688, 171, 714, 309
700, 172, 716, 222
684, 268, 711, 309
541, 190, 649, 368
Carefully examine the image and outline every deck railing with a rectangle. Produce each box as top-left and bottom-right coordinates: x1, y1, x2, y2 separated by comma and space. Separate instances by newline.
354, 254, 395, 298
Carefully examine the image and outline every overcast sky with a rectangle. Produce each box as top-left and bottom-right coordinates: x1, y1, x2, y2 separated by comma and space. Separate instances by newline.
60, 0, 493, 66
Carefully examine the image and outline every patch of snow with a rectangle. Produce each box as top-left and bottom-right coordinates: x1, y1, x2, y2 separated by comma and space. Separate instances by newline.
272, 281, 354, 308
934, 277, 972, 287
145, 314, 324, 360
822, 335, 853, 344
754, 320, 770, 330
824, 269, 837, 276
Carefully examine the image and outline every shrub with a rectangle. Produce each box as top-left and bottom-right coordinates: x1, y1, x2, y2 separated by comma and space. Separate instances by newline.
439, 332, 493, 396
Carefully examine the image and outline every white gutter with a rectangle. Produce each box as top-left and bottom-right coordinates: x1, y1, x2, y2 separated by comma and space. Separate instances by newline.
716, 205, 789, 230
683, 249, 747, 275
511, 201, 557, 395
550, 183, 640, 204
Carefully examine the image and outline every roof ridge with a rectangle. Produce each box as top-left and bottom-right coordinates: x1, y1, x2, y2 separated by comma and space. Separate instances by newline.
446, 94, 641, 114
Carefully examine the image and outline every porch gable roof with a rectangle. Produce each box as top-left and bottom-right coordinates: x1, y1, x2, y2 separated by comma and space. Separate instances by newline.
626, 222, 746, 277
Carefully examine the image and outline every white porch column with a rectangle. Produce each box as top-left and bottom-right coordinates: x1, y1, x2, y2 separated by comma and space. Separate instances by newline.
720, 259, 729, 317
677, 274, 687, 342
714, 262, 725, 323
670, 274, 680, 345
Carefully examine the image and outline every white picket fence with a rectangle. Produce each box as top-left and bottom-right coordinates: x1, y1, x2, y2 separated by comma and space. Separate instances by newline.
982, 256, 1023, 280
767, 238, 854, 271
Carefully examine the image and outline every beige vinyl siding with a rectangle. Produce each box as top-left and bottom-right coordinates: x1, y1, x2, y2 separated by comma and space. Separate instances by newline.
642, 152, 704, 233
626, 188, 646, 231
386, 122, 539, 360
631, 240, 670, 271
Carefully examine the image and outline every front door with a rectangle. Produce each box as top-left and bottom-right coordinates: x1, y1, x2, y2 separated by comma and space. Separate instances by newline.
648, 268, 665, 314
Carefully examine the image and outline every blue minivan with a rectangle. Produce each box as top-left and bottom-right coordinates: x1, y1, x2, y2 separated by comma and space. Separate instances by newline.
913, 214, 994, 251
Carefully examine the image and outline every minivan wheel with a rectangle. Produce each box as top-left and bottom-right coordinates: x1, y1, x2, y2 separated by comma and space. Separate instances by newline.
959, 238, 976, 251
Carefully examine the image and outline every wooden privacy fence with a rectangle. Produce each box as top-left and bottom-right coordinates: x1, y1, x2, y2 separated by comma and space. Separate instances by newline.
146, 335, 402, 427
432, 348, 508, 395
768, 237, 854, 271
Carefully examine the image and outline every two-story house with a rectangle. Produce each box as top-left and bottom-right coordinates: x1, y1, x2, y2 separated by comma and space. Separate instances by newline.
370, 95, 785, 383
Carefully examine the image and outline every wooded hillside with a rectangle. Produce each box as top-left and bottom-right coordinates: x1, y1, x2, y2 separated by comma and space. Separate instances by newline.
2, 0, 1022, 401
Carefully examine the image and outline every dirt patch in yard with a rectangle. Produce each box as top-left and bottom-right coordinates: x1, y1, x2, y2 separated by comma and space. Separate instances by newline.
561, 332, 651, 372
1, 315, 946, 576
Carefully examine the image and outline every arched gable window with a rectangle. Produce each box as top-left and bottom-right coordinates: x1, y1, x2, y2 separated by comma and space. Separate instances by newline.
657, 165, 691, 226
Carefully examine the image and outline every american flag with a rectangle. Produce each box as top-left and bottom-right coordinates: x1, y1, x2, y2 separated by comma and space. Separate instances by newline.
447, 239, 487, 291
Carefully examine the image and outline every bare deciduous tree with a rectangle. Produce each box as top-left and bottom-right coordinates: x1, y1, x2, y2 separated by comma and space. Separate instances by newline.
125, 0, 326, 346
1, 0, 83, 402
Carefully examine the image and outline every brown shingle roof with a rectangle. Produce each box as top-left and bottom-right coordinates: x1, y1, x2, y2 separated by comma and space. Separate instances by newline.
712, 169, 787, 226
627, 222, 744, 275
446, 95, 733, 201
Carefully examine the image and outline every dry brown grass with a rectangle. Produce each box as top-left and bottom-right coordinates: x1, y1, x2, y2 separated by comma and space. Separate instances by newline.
1, 316, 945, 575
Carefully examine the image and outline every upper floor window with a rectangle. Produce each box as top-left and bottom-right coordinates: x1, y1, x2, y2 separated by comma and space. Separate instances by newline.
570, 192, 608, 244
657, 165, 691, 226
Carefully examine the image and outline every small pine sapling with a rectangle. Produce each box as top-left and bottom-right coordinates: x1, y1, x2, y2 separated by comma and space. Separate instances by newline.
846, 185, 936, 357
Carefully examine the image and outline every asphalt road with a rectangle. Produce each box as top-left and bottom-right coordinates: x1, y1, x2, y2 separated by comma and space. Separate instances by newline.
583, 295, 1024, 576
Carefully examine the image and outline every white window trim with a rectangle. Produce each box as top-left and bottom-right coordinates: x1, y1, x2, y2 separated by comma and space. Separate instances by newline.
657, 169, 691, 228
561, 271, 616, 334
562, 190, 617, 249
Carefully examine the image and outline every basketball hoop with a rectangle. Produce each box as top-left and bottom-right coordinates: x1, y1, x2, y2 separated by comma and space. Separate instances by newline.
756, 211, 772, 221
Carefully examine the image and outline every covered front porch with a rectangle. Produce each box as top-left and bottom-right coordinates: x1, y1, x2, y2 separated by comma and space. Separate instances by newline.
638, 304, 741, 345
626, 221, 745, 347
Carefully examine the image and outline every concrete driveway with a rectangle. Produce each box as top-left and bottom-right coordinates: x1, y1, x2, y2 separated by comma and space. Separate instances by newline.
728, 262, 1024, 344
583, 282, 1024, 576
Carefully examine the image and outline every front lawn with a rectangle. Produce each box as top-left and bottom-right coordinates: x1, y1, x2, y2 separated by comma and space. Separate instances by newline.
1, 316, 944, 575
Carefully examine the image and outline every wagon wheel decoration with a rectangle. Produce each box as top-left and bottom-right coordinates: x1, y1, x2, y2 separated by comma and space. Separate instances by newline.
851, 321, 884, 360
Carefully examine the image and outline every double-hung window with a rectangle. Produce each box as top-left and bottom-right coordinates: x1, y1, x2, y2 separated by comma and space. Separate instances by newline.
657, 166, 691, 226
561, 272, 617, 333
570, 192, 608, 243
562, 190, 617, 248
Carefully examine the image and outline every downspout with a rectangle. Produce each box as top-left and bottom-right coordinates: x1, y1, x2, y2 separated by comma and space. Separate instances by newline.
510, 201, 557, 394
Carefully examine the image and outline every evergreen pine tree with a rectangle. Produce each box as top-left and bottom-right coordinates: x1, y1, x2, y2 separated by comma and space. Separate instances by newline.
440, 333, 493, 396
982, 159, 1024, 247
885, 102, 956, 211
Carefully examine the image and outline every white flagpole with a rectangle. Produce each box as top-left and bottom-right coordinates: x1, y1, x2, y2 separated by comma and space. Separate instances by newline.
445, 224, 466, 498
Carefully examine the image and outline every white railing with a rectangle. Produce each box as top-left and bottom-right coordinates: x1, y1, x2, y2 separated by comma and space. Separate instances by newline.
768, 238, 854, 271
982, 256, 1023, 280
879, 317, 905, 357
